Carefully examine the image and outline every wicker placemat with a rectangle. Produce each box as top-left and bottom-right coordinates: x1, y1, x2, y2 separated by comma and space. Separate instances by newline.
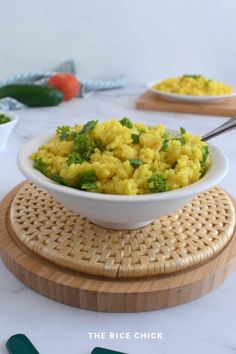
9, 182, 235, 278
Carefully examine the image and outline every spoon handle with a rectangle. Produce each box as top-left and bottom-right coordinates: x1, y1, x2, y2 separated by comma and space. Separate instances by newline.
202, 117, 236, 141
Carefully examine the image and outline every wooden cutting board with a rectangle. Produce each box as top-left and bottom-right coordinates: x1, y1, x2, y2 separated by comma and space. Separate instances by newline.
136, 91, 236, 116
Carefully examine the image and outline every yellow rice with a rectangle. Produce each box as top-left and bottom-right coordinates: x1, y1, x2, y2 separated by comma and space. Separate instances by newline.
153, 75, 232, 96
30, 119, 210, 195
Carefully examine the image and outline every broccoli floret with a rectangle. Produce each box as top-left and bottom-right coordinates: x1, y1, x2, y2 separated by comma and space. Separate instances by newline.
94, 138, 106, 151
52, 175, 67, 185
131, 133, 140, 144
67, 152, 83, 165
176, 127, 186, 145
33, 157, 47, 174
79, 120, 98, 135
0, 114, 11, 125
148, 173, 168, 193
56, 126, 71, 141
80, 182, 98, 191
159, 130, 169, 152
120, 117, 133, 128
201, 145, 209, 174
76, 170, 98, 191
183, 74, 202, 80
68, 121, 100, 163
129, 159, 143, 168
73, 135, 94, 161
201, 145, 209, 165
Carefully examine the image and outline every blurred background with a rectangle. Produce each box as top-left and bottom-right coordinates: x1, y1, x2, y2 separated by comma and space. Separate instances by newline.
0, 0, 235, 82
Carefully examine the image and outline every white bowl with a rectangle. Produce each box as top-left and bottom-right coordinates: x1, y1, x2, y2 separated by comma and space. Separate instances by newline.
147, 80, 236, 103
0, 111, 18, 150
17, 131, 228, 230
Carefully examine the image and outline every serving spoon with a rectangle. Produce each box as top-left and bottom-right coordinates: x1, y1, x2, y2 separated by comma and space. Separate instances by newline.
202, 117, 236, 141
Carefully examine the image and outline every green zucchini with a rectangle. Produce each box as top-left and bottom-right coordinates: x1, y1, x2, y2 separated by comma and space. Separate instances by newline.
0, 84, 63, 107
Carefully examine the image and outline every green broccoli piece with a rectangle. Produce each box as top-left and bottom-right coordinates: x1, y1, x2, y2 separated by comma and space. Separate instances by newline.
67, 152, 83, 165
148, 173, 168, 193
201, 145, 209, 171
129, 159, 143, 168
183, 74, 202, 80
76, 170, 97, 190
177, 127, 186, 145
131, 133, 140, 144
56, 126, 71, 141
52, 175, 67, 185
0, 114, 11, 125
94, 138, 106, 151
120, 117, 133, 128
160, 131, 169, 152
33, 157, 47, 174
68, 121, 100, 164
74, 134, 94, 161
80, 182, 98, 191
79, 120, 98, 135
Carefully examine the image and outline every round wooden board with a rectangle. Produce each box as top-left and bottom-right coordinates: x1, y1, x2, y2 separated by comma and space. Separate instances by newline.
1, 182, 236, 313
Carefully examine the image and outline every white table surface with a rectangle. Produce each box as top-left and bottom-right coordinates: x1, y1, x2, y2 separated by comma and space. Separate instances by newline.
0, 85, 236, 354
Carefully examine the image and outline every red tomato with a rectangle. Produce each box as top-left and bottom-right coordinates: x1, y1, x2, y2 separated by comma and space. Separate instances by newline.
48, 73, 80, 101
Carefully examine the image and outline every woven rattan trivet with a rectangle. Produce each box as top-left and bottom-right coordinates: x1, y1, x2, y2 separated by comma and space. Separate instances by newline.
1, 182, 236, 312
9, 182, 235, 279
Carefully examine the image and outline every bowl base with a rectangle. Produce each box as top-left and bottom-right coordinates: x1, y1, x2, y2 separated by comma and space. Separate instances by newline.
89, 218, 153, 230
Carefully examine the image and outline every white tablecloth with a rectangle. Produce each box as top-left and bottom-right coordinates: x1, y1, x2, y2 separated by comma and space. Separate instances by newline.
0, 86, 235, 354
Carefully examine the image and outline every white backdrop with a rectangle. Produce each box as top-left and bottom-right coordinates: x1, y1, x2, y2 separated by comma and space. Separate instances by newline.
0, 0, 236, 83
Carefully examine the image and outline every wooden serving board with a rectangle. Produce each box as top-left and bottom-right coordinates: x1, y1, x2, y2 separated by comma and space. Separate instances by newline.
136, 91, 236, 116
1, 183, 236, 313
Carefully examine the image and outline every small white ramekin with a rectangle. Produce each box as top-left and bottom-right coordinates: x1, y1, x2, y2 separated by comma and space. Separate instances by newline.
18, 131, 229, 230
0, 111, 18, 150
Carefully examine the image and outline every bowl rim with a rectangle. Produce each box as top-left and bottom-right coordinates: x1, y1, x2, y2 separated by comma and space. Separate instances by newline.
17, 131, 229, 203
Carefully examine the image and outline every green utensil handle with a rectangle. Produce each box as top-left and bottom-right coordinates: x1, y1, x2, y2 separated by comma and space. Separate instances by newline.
6, 334, 39, 354
6, 335, 126, 354
91, 347, 127, 354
